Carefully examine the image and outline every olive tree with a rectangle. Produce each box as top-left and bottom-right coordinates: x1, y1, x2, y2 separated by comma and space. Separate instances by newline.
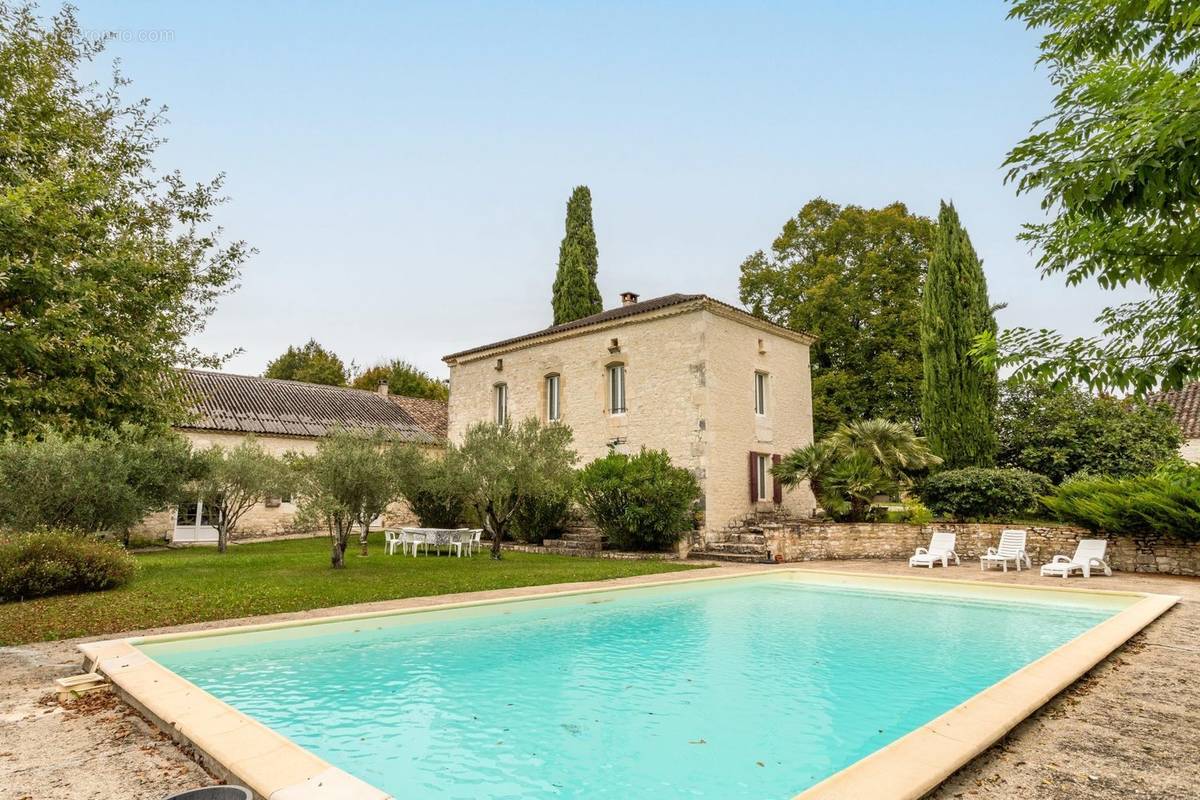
0, 426, 196, 545
189, 438, 288, 553
292, 430, 399, 568
457, 419, 577, 559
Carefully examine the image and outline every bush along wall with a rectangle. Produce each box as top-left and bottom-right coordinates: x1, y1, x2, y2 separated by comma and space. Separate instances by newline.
917, 467, 1052, 521
577, 449, 700, 551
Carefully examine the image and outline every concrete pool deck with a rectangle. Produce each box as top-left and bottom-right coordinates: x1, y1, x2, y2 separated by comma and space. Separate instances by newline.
2, 561, 1197, 799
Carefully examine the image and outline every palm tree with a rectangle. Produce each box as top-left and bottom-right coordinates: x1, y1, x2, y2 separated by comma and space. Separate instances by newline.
773, 418, 940, 521
828, 419, 941, 480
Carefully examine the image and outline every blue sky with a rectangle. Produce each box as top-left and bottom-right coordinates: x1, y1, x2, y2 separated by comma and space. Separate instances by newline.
69, 1, 1135, 380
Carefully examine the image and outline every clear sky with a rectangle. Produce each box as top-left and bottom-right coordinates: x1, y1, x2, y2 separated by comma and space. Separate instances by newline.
69, 0, 1137, 380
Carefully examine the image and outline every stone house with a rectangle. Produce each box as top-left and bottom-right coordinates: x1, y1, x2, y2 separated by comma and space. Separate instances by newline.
443, 292, 817, 543
140, 369, 447, 543
1147, 381, 1200, 462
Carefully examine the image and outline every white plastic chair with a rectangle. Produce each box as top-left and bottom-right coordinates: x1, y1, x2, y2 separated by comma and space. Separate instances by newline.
909, 531, 959, 568
383, 529, 404, 556
1040, 539, 1113, 579
980, 529, 1031, 572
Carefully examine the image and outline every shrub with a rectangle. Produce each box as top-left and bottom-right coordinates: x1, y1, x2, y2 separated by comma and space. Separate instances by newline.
391, 446, 470, 529
917, 467, 1052, 521
885, 499, 933, 525
577, 449, 700, 551
0, 532, 137, 601
510, 479, 574, 544
1041, 463, 1200, 540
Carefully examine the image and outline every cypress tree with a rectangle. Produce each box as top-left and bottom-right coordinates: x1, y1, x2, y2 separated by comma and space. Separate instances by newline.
920, 201, 999, 468
551, 186, 602, 324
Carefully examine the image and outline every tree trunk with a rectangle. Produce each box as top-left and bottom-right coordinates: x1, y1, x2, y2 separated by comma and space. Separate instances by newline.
359, 520, 371, 556
217, 522, 228, 554
330, 536, 344, 568
488, 504, 504, 560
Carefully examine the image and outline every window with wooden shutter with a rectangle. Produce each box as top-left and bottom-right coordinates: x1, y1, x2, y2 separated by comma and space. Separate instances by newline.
772, 454, 783, 503
749, 452, 770, 502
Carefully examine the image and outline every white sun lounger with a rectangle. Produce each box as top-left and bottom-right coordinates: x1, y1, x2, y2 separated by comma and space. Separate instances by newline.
909, 531, 959, 568
1040, 539, 1112, 578
980, 529, 1031, 572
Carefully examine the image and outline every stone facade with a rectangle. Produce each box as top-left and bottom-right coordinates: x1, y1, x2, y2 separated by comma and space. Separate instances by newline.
444, 296, 817, 538
1181, 438, 1200, 463
748, 518, 1199, 576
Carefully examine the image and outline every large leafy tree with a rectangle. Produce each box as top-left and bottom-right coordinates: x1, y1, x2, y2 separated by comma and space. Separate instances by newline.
551, 186, 602, 325
997, 379, 1182, 483
992, 0, 1200, 393
740, 199, 935, 435
0, 3, 248, 436
920, 202, 999, 468
263, 339, 347, 385
352, 359, 448, 401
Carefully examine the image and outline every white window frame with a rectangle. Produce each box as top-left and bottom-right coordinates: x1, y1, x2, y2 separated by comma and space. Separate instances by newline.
608, 364, 626, 415
546, 374, 561, 422
755, 371, 768, 415
755, 454, 769, 501
494, 382, 508, 425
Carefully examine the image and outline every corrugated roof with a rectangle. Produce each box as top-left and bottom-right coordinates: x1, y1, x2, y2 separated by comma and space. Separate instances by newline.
1147, 381, 1200, 439
176, 369, 444, 443
443, 293, 811, 361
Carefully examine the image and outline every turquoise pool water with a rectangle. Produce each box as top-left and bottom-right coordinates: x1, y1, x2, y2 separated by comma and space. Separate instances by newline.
141, 576, 1126, 799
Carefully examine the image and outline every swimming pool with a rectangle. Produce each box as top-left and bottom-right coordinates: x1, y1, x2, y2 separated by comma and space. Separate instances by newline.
99, 570, 1174, 800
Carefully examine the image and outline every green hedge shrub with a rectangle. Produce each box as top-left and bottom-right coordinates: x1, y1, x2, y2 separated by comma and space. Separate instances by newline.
577, 449, 700, 551
510, 479, 573, 544
918, 467, 1052, 521
391, 446, 469, 529
1042, 463, 1200, 540
0, 532, 137, 602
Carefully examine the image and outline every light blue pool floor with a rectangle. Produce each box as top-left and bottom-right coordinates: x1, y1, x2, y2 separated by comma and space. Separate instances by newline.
144, 578, 1118, 799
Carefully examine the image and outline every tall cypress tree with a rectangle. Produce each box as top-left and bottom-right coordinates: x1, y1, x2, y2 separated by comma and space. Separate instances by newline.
551, 186, 602, 324
920, 201, 999, 468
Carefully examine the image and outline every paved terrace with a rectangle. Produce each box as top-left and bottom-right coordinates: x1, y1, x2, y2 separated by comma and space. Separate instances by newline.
0, 562, 1195, 800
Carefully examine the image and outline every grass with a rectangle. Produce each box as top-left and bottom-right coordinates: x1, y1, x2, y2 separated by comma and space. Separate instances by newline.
0, 533, 702, 645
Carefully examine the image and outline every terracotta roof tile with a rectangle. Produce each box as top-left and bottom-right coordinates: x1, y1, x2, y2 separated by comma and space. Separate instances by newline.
176, 369, 445, 443
1147, 381, 1200, 439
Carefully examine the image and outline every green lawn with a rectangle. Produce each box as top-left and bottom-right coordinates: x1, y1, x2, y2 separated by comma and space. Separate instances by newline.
0, 534, 702, 645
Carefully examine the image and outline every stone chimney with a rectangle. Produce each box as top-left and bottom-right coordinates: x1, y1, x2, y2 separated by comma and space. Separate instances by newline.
377, 380, 389, 396
620, 291, 639, 307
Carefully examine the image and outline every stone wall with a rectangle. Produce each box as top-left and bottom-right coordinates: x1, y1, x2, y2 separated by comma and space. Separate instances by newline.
761, 520, 1199, 576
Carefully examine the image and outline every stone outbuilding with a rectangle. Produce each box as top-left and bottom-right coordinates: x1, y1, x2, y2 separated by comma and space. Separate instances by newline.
443, 292, 817, 542
140, 369, 446, 543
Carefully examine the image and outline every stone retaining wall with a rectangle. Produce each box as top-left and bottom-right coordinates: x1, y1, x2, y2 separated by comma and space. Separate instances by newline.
762, 520, 1198, 576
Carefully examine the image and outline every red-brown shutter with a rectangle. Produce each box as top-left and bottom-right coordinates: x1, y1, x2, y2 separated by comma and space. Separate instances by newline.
772, 454, 783, 504
748, 451, 758, 503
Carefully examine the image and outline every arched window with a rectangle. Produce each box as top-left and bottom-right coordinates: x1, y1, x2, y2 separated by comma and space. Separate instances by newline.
545, 374, 561, 422
607, 363, 626, 415
494, 383, 508, 425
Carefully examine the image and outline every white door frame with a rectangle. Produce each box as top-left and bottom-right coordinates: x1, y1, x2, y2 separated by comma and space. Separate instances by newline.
173, 499, 219, 544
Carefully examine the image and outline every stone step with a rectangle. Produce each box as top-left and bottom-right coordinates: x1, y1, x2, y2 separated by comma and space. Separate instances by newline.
687, 550, 769, 564
705, 542, 767, 555
561, 531, 605, 543
542, 538, 602, 551
726, 532, 766, 545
